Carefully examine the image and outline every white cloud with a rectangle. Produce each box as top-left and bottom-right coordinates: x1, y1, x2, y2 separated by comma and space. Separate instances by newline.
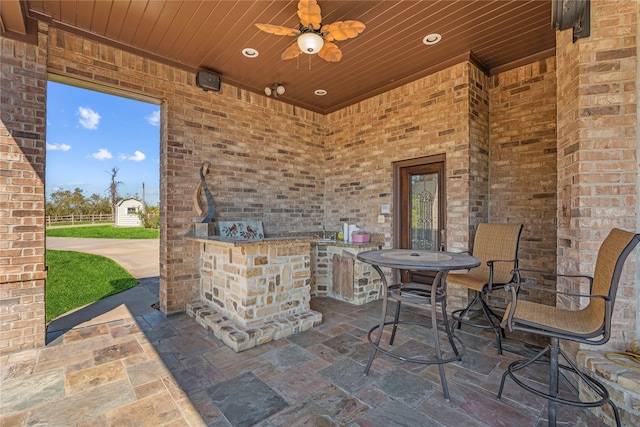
78, 106, 101, 130
46, 142, 71, 151
90, 148, 112, 160
146, 110, 160, 126
119, 150, 146, 162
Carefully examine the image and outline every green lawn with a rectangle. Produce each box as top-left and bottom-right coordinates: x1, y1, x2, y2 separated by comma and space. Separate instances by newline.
46, 225, 158, 239
45, 250, 139, 322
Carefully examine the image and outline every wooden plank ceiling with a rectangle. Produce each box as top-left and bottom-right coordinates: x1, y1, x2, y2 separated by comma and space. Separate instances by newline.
6, 1, 556, 114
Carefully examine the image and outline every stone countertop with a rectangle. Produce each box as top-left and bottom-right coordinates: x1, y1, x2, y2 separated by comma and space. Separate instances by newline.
310, 239, 381, 249
185, 232, 380, 248
185, 233, 312, 245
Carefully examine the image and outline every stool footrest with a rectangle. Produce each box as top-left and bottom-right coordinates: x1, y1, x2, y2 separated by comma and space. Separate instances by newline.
497, 343, 621, 427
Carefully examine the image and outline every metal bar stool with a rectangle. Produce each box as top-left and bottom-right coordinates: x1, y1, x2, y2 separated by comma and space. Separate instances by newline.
498, 228, 640, 427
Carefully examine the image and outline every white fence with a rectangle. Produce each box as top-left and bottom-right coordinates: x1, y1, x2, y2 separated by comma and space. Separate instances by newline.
46, 214, 114, 226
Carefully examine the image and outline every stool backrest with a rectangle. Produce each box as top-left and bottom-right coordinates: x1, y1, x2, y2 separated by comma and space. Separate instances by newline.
583, 228, 640, 340
471, 223, 523, 284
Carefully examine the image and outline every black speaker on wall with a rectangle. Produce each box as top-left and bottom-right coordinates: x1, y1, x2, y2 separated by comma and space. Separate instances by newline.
196, 71, 221, 92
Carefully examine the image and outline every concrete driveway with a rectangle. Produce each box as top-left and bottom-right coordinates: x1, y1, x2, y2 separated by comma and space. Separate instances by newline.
46, 237, 159, 279
46, 237, 160, 342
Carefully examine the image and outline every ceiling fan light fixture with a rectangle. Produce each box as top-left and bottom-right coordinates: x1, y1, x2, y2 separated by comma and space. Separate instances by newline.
297, 31, 324, 54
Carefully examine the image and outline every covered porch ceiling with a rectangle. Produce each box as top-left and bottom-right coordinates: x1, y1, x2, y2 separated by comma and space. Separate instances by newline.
1, 1, 556, 113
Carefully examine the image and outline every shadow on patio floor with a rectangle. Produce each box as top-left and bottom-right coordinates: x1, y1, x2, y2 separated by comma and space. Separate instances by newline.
1, 297, 608, 426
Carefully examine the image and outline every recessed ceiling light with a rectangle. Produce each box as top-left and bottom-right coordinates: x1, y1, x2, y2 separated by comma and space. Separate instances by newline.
314, 89, 327, 96
242, 48, 259, 58
423, 33, 442, 45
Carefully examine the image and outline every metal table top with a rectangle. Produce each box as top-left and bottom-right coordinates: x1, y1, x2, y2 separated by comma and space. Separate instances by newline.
357, 249, 480, 271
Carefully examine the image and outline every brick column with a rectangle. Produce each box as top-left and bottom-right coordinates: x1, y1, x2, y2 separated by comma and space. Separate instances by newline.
0, 24, 48, 354
556, 0, 639, 349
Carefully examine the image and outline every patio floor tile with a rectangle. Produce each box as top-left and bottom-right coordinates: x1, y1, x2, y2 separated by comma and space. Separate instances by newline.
206, 372, 288, 426
104, 389, 184, 426
263, 364, 330, 404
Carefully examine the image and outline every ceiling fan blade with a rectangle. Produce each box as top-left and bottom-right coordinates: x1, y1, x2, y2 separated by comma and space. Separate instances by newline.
322, 21, 366, 42
298, 0, 322, 30
281, 42, 303, 60
255, 23, 297, 36
318, 41, 342, 62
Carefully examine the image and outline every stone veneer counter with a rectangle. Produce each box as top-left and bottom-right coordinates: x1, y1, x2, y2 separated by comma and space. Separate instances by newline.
310, 240, 383, 305
185, 235, 323, 352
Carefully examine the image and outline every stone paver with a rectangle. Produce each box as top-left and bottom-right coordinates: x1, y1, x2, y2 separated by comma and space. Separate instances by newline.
0, 298, 611, 426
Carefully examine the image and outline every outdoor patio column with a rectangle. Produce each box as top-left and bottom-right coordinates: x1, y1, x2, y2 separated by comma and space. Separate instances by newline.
555, 0, 639, 351
0, 23, 49, 354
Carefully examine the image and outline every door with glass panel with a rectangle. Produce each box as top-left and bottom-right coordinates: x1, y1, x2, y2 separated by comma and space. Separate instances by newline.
393, 155, 445, 284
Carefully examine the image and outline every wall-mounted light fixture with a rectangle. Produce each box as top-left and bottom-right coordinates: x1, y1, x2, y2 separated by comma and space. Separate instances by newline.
264, 82, 285, 98
552, 0, 590, 42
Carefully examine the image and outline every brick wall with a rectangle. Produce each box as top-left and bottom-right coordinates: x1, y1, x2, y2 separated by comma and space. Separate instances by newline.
488, 57, 558, 308
468, 64, 491, 230
324, 62, 476, 241
0, 24, 48, 354
323, 64, 480, 242
556, 0, 639, 350
322, 60, 559, 310
324, 62, 482, 308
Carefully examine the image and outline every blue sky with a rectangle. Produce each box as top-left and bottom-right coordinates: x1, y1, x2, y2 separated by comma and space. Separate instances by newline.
46, 82, 160, 206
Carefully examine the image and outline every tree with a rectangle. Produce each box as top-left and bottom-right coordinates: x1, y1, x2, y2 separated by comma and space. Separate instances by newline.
46, 188, 111, 216
87, 193, 111, 214
107, 166, 123, 217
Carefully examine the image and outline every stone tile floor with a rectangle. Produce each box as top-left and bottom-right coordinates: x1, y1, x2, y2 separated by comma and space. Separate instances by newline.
1, 298, 609, 426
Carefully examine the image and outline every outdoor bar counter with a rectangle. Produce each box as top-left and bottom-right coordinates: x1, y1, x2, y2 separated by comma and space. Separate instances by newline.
185, 233, 381, 352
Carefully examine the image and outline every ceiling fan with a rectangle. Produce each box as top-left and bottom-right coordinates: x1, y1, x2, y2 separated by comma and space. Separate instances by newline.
255, 0, 366, 62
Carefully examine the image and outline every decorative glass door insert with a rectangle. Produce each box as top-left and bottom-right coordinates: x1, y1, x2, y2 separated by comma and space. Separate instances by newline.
410, 173, 439, 250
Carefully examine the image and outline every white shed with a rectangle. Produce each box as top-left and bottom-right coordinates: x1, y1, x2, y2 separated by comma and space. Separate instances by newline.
115, 198, 143, 227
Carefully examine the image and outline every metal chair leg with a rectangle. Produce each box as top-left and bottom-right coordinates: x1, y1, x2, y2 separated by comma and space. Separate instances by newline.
477, 295, 504, 355
452, 289, 505, 354
498, 344, 550, 398
452, 293, 481, 330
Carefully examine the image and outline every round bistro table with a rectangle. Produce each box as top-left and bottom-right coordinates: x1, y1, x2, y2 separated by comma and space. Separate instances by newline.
357, 249, 481, 401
